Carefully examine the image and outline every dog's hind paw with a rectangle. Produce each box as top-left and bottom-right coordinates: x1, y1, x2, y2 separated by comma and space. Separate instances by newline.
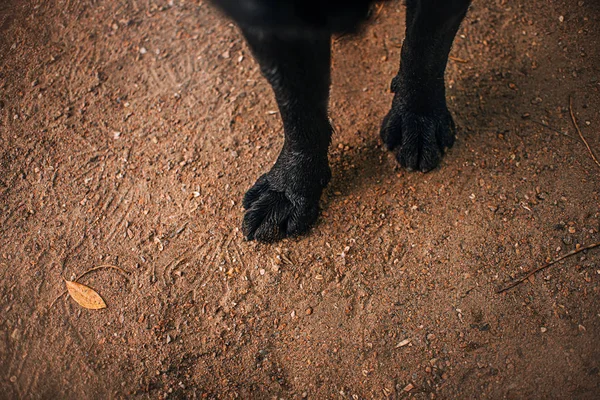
380, 106, 456, 172
242, 174, 320, 243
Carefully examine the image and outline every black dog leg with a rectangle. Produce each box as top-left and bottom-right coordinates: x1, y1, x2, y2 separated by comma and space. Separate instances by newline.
241, 29, 332, 242
380, 0, 470, 172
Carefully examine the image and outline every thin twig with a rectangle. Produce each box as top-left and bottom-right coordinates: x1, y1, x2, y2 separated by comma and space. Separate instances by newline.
333, 33, 350, 44
373, 2, 385, 19
497, 242, 600, 293
569, 96, 600, 168
75, 264, 130, 282
529, 120, 570, 137
449, 55, 469, 63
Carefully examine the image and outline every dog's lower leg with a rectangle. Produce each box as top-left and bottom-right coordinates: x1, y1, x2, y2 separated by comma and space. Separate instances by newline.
381, 0, 471, 172
240, 29, 332, 242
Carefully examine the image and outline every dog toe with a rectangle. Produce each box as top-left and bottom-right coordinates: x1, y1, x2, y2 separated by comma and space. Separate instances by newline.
380, 107, 455, 173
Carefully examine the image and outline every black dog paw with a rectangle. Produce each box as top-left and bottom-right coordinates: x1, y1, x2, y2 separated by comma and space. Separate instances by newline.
242, 174, 321, 243
380, 106, 456, 172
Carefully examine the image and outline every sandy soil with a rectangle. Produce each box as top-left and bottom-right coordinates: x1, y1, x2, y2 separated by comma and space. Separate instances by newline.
1, 0, 599, 398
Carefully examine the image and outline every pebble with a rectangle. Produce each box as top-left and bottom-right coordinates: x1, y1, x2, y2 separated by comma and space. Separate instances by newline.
403, 383, 414, 392
166, 334, 172, 343
540, 327, 547, 333
305, 307, 313, 315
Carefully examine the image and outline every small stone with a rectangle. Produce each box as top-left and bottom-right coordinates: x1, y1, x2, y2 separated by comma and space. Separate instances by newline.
9, 376, 16, 383
259, 268, 265, 276
403, 383, 414, 392
139, 47, 147, 54
166, 334, 172, 343
305, 307, 313, 315
540, 327, 547, 333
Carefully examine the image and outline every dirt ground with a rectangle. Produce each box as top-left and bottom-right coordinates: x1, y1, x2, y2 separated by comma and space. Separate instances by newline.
1, 0, 599, 398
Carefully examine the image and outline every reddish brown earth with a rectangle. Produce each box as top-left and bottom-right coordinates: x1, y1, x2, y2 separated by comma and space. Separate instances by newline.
1, 0, 599, 398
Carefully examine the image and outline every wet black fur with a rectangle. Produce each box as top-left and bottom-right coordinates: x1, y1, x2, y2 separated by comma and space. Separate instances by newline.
210, 0, 471, 242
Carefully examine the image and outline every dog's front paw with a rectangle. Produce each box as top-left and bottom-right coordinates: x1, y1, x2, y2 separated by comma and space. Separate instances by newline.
242, 174, 321, 243
380, 106, 456, 172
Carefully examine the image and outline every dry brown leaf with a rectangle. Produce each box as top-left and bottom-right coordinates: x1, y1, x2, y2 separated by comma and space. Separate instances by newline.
65, 280, 107, 310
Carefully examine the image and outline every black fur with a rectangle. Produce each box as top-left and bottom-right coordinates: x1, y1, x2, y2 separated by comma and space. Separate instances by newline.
210, 0, 472, 242
212, 0, 376, 35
